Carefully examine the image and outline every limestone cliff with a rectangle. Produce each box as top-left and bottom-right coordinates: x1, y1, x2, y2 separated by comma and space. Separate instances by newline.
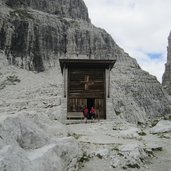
162, 32, 171, 95
1, 0, 90, 22
0, 0, 118, 71
0, 0, 170, 123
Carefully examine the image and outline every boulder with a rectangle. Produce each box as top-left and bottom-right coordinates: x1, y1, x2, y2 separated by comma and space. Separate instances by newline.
119, 127, 140, 139
118, 143, 147, 169
0, 112, 81, 171
150, 120, 171, 134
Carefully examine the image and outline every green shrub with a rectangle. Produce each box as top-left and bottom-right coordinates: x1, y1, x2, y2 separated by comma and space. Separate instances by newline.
78, 152, 90, 163
0, 75, 21, 90
10, 9, 34, 20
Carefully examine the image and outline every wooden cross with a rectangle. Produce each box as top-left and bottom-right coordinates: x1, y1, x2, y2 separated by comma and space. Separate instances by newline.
81, 75, 94, 90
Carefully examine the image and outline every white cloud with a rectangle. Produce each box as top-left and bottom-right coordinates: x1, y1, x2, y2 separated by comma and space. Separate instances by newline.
84, 0, 171, 82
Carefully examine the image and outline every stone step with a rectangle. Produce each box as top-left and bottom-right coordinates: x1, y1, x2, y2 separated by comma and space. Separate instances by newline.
65, 119, 102, 125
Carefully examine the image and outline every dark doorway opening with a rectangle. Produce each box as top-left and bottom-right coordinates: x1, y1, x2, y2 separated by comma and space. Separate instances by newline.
87, 98, 95, 111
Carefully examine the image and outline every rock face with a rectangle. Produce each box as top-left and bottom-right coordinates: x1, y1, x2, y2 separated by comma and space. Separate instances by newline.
150, 120, 171, 134
0, 0, 170, 123
1, 0, 90, 22
162, 32, 171, 95
0, 0, 116, 71
0, 112, 81, 171
111, 59, 171, 122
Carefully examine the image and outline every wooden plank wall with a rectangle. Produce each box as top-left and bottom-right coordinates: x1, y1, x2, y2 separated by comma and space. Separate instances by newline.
67, 68, 106, 118
68, 68, 105, 98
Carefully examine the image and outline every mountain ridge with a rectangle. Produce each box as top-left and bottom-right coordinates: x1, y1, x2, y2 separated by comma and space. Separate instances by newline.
0, 0, 170, 122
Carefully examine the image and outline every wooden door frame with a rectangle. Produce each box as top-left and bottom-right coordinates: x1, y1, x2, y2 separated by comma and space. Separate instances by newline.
67, 67, 106, 119
59, 59, 116, 120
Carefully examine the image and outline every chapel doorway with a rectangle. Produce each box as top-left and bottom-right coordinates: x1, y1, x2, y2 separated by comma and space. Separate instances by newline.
87, 98, 95, 111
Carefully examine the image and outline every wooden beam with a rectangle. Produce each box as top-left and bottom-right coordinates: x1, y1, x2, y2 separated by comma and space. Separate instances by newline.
63, 65, 67, 98
105, 69, 108, 98
108, 66, 111, 98
105, 68, 110, 98
59, 59, 116, 72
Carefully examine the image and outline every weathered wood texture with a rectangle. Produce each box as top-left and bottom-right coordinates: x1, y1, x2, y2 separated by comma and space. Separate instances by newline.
68, 68, 105, 98
67, 112, 84, 120
67, 67, 106, 119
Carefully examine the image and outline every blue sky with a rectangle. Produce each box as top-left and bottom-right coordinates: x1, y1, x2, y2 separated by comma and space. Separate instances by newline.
84, 0, 171, 82
148, 53, 162, 60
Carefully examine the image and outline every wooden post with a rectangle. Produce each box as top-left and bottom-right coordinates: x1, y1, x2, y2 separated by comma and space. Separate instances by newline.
63, 65, 67, 98
105, 69, 108, 98
64, 34, 67, 56
108, 66, 110, 98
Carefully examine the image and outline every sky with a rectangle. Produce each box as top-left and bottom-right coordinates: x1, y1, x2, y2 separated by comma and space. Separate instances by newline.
83, 0, 171, 83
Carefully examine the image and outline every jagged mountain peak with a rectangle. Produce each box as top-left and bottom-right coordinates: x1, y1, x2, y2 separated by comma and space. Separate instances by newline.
1, 0, 90, 22
162, 32, 171, 95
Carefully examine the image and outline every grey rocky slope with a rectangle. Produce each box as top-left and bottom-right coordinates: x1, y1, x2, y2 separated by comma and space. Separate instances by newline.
0, 0, 170, 123
1, 55, 171, 171
163, 32, 171, 95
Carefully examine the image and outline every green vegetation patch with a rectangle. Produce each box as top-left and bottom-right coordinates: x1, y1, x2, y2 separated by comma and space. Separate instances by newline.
151, 146, 163, 151
68, 132, 82, 140
6, 75, 20, 83
0, 75, 21, 90
96, 153, 103, 159
127, 163, 140, 169
78, 152, 91, 163
70, 20, 80, 29
151, 119, 159, 127
10, 9, 34, 20
138, 130, 147, 136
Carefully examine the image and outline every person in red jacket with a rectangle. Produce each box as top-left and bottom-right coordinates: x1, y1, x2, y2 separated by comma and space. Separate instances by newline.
90, 106, 96, 119
83, 106, 89, 123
